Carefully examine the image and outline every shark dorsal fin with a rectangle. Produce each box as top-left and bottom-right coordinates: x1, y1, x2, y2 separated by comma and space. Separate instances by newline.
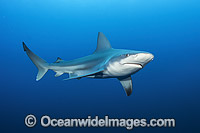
55, 57, 63, 63
95, 32, 112, 52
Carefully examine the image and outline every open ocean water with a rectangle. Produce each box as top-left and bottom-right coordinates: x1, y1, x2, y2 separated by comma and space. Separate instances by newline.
0, 0, 200, 132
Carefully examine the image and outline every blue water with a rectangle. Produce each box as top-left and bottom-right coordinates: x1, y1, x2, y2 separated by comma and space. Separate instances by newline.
0, 0, 200, 132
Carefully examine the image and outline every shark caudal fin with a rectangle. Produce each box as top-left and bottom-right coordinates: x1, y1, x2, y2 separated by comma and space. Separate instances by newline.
23, 42, 49, 81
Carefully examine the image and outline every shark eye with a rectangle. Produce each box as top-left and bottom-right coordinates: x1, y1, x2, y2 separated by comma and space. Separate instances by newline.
125, 54, 130, 57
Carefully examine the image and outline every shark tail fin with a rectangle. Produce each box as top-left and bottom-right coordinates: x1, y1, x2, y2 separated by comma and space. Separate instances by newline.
23, 42, 49, 81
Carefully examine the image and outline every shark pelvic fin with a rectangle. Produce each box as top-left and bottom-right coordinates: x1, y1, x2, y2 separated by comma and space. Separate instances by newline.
64, 68, 104, 80
94, 32, 112, 53
118, 76, 133, 96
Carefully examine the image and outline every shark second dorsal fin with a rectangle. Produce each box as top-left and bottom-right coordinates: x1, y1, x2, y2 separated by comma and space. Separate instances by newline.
55, 57, 63, 63
94, 32, 112, 53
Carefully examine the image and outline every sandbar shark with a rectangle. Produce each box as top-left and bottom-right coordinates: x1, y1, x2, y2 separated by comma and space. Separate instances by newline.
23, 32, 154, 96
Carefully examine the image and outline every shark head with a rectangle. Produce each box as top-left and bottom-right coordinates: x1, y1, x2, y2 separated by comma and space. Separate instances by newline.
119, 51, 154, 69
105, 50, 154, 77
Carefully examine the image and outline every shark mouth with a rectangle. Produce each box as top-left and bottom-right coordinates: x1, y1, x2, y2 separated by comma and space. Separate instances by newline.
122, 63, 143, 68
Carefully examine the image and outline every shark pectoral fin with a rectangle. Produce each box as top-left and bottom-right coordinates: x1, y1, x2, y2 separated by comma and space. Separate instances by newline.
63, 68, 104, 80
118, 76, 133, 96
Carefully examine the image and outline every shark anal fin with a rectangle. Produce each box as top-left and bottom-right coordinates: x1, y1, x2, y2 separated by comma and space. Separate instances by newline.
118, 76, 133, 96
55, 71, 63, 77
94, 32, 112, 53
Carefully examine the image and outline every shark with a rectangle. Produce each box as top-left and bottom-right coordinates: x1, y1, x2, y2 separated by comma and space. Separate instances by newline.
23, 32, 154, 96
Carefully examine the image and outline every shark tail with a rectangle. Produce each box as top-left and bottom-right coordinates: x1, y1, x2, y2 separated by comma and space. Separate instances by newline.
23, 42, 49, 81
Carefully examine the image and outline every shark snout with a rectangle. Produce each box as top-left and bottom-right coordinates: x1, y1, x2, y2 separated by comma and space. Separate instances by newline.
145, 53, 154, 61
119, 52, 154, 68
129, 52, 154, 67
137, 53, 154, 66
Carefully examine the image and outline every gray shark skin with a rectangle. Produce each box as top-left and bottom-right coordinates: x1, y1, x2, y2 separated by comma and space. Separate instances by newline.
23, 32, 154, 96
